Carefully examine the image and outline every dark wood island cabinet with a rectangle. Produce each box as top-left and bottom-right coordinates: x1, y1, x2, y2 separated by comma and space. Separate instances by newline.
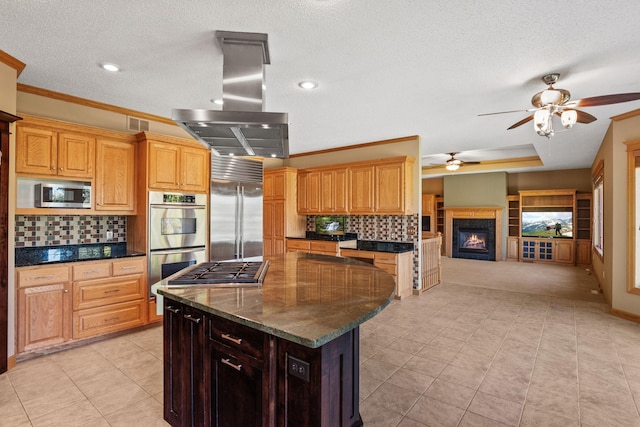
157, 253, 396, 427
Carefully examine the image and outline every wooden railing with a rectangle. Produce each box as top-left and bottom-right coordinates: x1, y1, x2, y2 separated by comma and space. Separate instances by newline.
416, 233, 442, 294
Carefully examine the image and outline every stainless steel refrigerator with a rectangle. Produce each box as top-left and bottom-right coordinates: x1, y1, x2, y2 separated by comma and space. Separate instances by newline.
210, 157, 263, 262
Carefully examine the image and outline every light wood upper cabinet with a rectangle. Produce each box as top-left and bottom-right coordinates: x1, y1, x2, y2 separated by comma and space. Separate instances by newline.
375, 160, 411, 214
348, 164, 375, 214
297, 170, 321, 214
95, 139, 136, 212
148, 141, 209, 193
422, 194, 435, 215
16, 126, 95, 178
320, 167, 348, 214
180, 146, 209, 193
297, 156, 414, 215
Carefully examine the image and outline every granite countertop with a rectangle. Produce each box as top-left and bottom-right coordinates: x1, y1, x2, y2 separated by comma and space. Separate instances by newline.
156, 252, 396, 348
355, 240, 414, 253
287, 232, 359, 242
15, 242, 145, 267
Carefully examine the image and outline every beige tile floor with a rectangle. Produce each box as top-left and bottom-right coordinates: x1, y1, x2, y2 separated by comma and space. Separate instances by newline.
3, 258, 640, 426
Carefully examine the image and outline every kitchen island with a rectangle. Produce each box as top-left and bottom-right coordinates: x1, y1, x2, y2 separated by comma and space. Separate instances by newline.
156, 252, 396, 427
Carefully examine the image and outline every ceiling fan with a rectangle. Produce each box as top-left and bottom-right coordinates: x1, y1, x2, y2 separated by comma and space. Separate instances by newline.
439, 153, 481, 171
479, 73, 640, 138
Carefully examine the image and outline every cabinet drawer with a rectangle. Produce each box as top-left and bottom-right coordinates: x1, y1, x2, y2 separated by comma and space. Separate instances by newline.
287, 240, 310, 251
17, 266, 70, 287
373, 252, 397, 263
374, 262, 397, 276
209, 315, 265, 361
112, 258, 145, 276
310, 241, 338, 253
73, 276, 145, 310
73, 299, 145, 339
72, 262, 110, 281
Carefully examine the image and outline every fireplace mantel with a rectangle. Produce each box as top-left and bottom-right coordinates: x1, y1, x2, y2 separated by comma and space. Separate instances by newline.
445, 207, 503, 259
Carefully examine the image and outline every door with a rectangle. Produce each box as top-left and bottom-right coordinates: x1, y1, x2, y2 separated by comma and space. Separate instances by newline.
95, 139, 135, 212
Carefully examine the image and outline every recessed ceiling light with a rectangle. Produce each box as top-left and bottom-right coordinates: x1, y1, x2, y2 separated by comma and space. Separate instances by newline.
211, 98, 224, 105
271, 154, 277, 158
100, 63, 120, 72
298, 80, 318, 90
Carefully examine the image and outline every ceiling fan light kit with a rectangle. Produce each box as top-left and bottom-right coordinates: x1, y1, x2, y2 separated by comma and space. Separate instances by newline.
480, 73, 640, 139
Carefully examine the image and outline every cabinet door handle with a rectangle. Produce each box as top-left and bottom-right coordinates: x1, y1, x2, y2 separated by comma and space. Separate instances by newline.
184, 314, 201, 324
83, 270, 102, 275
221, 358, 242, 371
220, 333, 243, 345
104, 289, 120, 294
166, 306, 181, 314
34, 275, 55, 280
59, 167, 64, 171
120, 266, 137, 270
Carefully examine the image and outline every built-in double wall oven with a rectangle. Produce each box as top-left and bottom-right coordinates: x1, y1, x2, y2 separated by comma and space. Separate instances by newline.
148, 191, 207, 299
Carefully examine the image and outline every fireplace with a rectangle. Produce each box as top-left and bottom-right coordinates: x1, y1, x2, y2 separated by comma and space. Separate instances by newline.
458, 229, 489, 253
452, 219, 496, 261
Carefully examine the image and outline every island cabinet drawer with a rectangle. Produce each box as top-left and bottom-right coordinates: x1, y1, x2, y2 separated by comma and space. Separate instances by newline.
72, 276, 145, 310
112, 258, 145, 276
209, 315, 266, 361
72, 299, 145, 339
17, 266, 70, 288
72, 262, 111, 281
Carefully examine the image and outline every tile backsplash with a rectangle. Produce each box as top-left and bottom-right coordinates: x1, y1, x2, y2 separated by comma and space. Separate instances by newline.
15, 215, 127, 247
307, 214, 421, 289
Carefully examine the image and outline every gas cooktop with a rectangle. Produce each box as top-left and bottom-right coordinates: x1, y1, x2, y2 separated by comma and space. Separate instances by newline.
167, 261, 269, 288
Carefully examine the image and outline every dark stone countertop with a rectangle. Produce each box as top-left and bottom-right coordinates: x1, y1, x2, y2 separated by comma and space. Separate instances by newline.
156, 252, 396, 348
355, 240, 414, 253
287, 232, 359, 242
15, 242, 145, 267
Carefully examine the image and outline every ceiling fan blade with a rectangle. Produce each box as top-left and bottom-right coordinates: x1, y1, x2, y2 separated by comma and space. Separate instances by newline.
575, 109, 597, 124
461, 161, 481, 165
573, 93, 640, 107
478, 108, 537, 116
507, 115, 533, 130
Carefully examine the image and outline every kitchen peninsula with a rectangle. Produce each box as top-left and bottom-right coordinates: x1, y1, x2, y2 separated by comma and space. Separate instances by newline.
156, 252, 396, 427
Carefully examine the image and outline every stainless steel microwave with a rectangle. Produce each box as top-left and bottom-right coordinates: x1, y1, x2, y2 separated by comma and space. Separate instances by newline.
34, 183, 91, 208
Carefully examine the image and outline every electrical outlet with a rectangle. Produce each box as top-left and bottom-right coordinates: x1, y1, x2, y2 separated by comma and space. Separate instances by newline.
407, 226, 416, 235
287, 355, 310, 382
106, 230, 113, 240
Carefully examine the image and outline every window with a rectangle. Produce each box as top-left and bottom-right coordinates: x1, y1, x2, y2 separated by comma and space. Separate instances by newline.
593, 180, 603, 256
627, 142, 640, 293
592, 161, 604, 258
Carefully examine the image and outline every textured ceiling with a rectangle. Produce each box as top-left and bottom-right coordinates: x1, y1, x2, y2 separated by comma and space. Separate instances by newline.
4, 1, 640, 176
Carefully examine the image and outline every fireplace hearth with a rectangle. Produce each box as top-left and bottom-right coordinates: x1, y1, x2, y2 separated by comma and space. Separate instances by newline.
452, 219, 496, 261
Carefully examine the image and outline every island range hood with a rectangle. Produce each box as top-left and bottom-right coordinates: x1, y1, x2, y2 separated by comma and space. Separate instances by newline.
173, 31, 289, 158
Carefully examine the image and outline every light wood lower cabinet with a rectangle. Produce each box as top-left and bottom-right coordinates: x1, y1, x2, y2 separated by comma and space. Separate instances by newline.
507, 237, 519, 260
17, 265, 72, 353
72, 258, 146, 339
576, 240, 592, 265
520, 238, 574, 264
16, 257, 147, 354
340, 249, 413, 299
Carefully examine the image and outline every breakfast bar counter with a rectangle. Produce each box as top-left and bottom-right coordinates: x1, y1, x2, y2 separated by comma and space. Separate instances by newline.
156, 252, 396, 426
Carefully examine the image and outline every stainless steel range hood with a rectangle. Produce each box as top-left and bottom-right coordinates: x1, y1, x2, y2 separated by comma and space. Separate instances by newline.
173, 31, 289, 158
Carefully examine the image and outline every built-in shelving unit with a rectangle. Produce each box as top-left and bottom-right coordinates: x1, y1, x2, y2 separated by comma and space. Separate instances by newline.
435, 197, 445, 255
515, 189, 592, 265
